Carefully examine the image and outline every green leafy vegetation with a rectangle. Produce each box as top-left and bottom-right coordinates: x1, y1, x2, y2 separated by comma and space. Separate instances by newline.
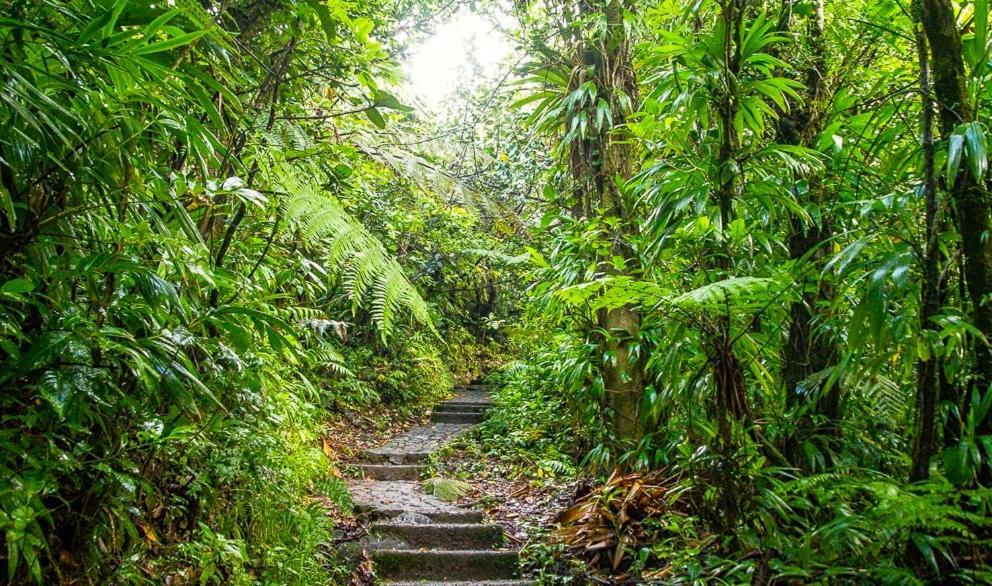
473, 0, 992, 582
0, 0, 512, 582
3, 0, 992, 583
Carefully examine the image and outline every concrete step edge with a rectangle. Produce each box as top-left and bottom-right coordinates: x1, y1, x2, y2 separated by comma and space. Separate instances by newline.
438, 400, 491, 407
373, 548, 521, 581
370, 522, 505, 549
430, 412, 485, 419
435, 403, 489, 411
354, 463, 425, 480
356, 506, 485, 523
362, 451, 431, 464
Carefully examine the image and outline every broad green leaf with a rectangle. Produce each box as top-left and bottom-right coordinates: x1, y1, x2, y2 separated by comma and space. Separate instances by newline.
910, 534, 940, 573
12, 332, 70, 379
947, 132, 964, 187
365, 107, 386, 128
373, 90, 413, 112
942, 443, 971, 484
305, 0, 338, 44
1, 277, 34, 294
142, 8, 182, 39
0, 184, 13, 229
351, 17, 373, 42
510, 91, 556, 110
132, 30, 208, 55
964, 122, 988, 182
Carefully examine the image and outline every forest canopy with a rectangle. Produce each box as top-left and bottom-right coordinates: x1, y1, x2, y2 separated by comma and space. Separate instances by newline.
1, 0, 992, 583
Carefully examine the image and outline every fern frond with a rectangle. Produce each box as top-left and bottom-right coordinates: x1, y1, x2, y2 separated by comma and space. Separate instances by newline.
276, 167, 434, 340
670, 276, 785, 313
306, 341, 353, 377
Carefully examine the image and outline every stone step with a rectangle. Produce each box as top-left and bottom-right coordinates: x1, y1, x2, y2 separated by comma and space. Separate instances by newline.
434, 402, 489, 414
386, 581, 533, 586
355, 464, 424, 481
372, 522, 504, 549
349, 480, 485, 524
452, 389, 493, 401
363, 423, 473, 465
364, 507, 484, 523
431, 411, 485, 424
373, 550, 520, 582
465, 384, 491, 392
363, 450, 432, 465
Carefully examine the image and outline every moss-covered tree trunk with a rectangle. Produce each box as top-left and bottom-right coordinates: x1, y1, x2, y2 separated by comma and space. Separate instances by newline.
565, 0, 645, 445
920, 0, 992, 472
713, 0, 750, 447
775, 0, 843, 462
910, 0, 942, 482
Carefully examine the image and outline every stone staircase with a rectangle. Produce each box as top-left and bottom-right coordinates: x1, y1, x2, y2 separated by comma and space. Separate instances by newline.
347, 384, 529, 585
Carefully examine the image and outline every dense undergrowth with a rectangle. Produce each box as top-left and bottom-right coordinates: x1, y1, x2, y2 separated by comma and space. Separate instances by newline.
0, 1, 520, 583
467, 0, 992, 583
480, 330, 992, 584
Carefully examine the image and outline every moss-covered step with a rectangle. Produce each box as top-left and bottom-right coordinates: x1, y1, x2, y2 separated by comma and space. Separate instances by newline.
363, 423, 473, 464
349, 480, 485, 523
430, 411, 485, 424
433, 402, 489, 414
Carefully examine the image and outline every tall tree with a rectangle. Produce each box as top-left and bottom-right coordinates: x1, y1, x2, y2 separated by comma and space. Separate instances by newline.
775, 0, 845, 456
910, 0, 943, 482
711, 0, 750, 446
919, 0, 992, 477
562, 0, 645, 444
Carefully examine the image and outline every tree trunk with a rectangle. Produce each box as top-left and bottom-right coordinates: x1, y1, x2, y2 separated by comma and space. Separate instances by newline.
920, 0, 992, 466
713, 0, 749, 438
910, 0, 941, 482
564, 0, 645, 447
600, 305, 646, 440
775, 0, 844, 463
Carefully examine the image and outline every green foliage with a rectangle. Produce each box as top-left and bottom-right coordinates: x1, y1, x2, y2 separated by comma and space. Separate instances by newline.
617, 468, 992, 584
325, 334, 454, 409
479, 336, 584, 482
489, 0, 992, 581
0, 0, 503, 582
6, 0, 992, 581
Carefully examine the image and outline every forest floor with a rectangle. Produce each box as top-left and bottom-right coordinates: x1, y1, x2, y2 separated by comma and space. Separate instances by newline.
438, 451, 577, 560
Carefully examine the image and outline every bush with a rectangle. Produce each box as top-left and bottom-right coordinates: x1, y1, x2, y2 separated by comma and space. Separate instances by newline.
478, 335, 584, 482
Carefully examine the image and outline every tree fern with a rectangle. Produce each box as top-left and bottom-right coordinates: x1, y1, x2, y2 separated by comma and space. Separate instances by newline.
276, 166, 433, 340
670, 276, 786, 313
